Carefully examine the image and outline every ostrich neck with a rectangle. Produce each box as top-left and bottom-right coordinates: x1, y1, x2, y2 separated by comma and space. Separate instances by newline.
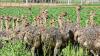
76, 10, 81, 28
58, 18, 65, 32
16, 21, 20, 29
85, 20, 89, 27
58, 19, 63, 28
0, 19, 3, 31
6, 20, 10, 31
13, 20, 16, 30
89, 15, 94, 26
43, 16, 47, 25
51, 25, 55, 28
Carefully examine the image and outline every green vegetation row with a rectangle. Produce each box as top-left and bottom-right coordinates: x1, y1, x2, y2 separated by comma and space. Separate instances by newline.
0, 6, 100, 26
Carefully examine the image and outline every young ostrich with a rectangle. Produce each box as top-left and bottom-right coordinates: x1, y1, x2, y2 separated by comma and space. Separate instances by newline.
40, 9, 48, 25
86, 11, 96, 27
0, 16, 7, 38
12, 16, 24, 40
50, 12, 70, 56
0, 16, 14, 41
50, 19, 62, 56
74, 10, 100, 56
5, 16, 12, 32
0, 16, 12, 40
63, 5, 82, 48
12, 16, 29, 40
0, 16, 5, 37
40, 17, 62, 56
74, 26, 100, 56
22, 16, 43, 56
15, 16, 31, 40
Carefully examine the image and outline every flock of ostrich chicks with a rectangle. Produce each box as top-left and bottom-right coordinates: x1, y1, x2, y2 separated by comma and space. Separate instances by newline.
0, 5, 100, 56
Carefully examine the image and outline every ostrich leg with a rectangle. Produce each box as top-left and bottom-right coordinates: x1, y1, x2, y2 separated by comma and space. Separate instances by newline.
31, 47, 37, 56
76, 5, 81, 29
54, 40, 62, 56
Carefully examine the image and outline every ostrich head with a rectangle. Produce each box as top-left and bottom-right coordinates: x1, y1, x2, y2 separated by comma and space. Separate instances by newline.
60, 12, 67, 17
5, 16, 12, 21
0, 16, 4, 20
13, 16, 17, 22
41, 9, 48, 23
50, 19, 55, 27
42, 9, 48, 14
76, 5, 81, 11
23, 18, 30, 27
16, 17, 21, 23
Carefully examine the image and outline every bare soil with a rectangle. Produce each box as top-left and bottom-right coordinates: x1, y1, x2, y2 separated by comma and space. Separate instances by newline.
0, 2, 100, 8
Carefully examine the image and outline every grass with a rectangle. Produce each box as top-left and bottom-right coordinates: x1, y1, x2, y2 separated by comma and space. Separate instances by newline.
0, 40, 88, 56
0, 6, 100, 26
0, 40, 85, 56
0, 40, 32, 56
0, 6, 100, 56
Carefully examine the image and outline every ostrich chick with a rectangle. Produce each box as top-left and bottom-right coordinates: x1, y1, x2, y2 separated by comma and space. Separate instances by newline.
74, 26, 100, 56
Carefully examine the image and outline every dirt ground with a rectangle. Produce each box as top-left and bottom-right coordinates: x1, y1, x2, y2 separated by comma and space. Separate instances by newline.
0, 2, 100, 8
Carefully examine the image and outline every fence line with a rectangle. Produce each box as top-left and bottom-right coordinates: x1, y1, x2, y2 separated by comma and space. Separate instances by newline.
0, 0, 100, 7
0, 0, 100, 5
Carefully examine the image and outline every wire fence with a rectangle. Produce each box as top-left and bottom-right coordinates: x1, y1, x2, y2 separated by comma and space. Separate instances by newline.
0, 0, 100, 7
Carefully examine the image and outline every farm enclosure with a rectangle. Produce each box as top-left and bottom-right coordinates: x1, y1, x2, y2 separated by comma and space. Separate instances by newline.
0, 5, 100, 56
